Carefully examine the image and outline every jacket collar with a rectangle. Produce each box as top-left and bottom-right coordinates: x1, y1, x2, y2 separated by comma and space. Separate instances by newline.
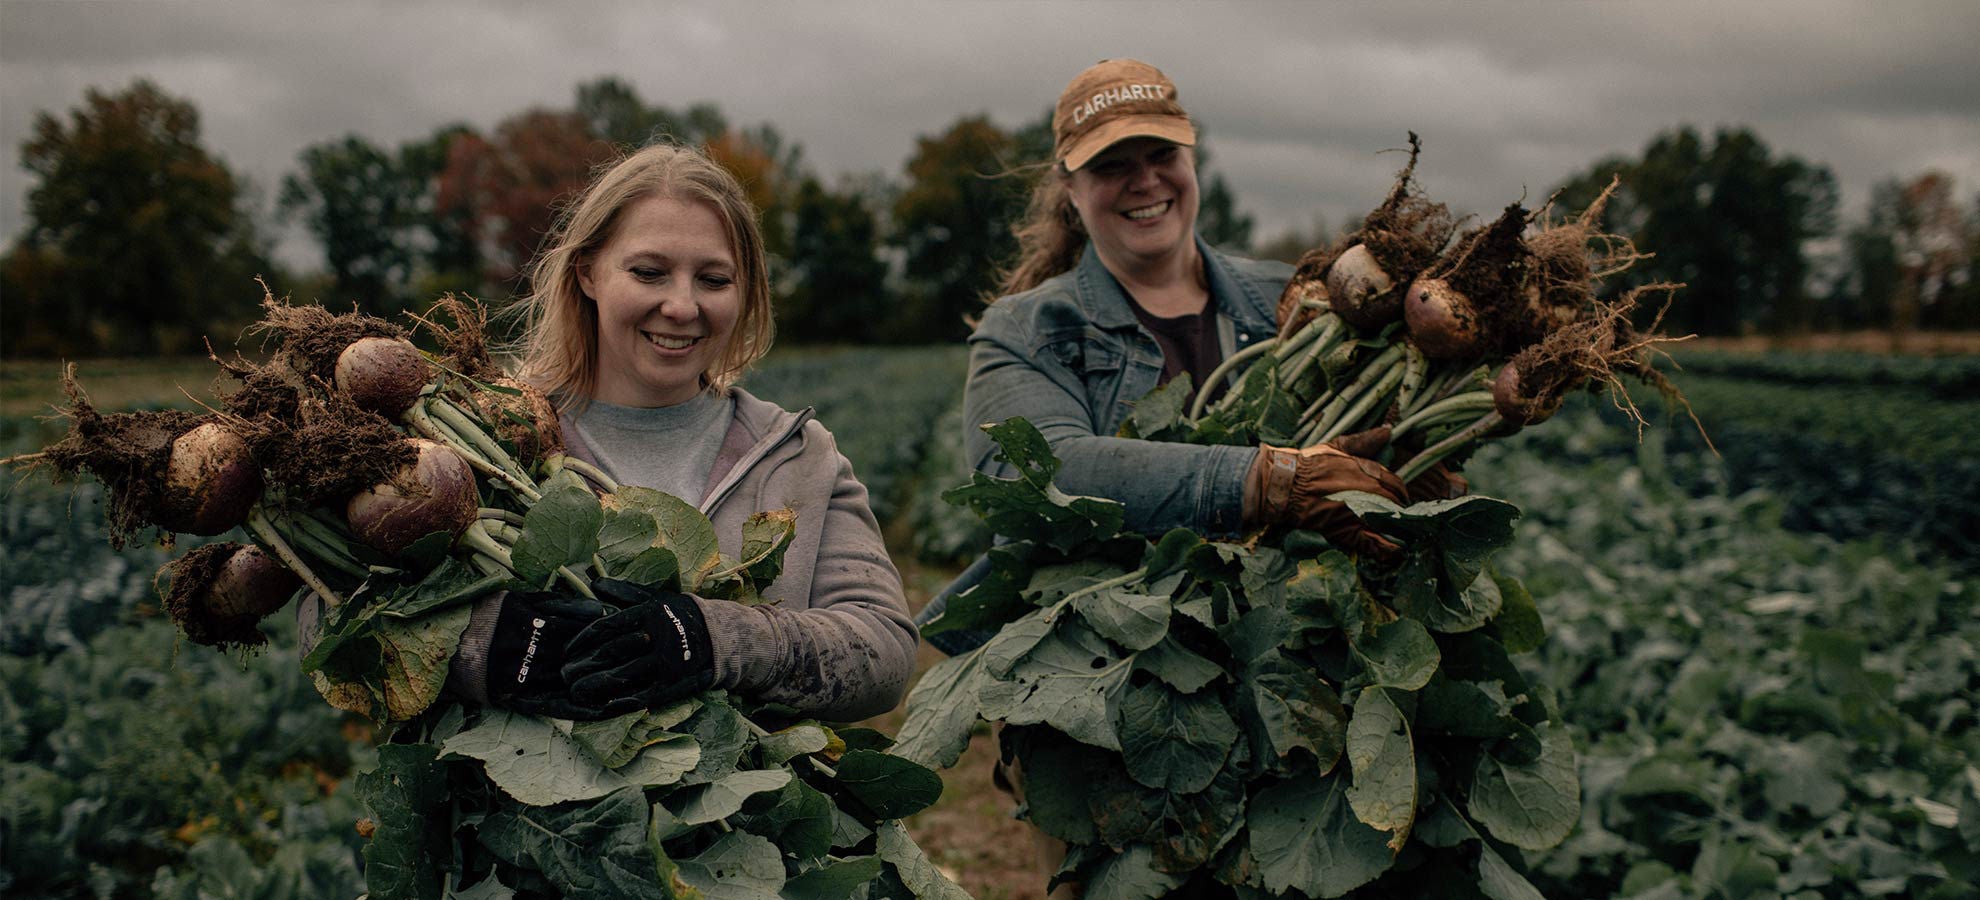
698, 386, 812, 513
1071, 235, 1276, 333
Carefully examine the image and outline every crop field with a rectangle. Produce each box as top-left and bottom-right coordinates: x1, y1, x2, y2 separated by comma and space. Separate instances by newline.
2, 346, 1975, 898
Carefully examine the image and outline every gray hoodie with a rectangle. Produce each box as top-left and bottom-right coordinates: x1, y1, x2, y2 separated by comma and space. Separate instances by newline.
446, 386, 918, 722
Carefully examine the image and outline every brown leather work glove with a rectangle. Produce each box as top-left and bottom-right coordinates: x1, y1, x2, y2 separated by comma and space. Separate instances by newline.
1244, 440, 1407, 559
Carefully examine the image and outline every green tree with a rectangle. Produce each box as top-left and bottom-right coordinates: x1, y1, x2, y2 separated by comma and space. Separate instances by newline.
1193, 136, 1253, 253
10, 79, 269, 356
278, 135, 426, 315
1840, 180, 1904, 330
781, 174, 890, 342
576, 77, 728, 149
1551, 126, 1838, 336
399, 123, 485, 299
890, 115, 1032, 342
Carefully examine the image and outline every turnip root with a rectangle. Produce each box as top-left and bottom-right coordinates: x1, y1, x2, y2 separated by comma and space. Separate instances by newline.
254, 291, 410, 384
24, 371, 264, 544
160, 542, 300, 648
346, 439, 479, 556
1490, 361, 1563, 426
1404, 278, 1485, 361
1326, 244, 1400, 330
158, 422, 264, 535
335, 336, 430, 417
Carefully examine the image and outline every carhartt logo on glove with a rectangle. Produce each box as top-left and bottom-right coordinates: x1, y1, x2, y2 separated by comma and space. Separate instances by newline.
518, 618, 546, 683
661, 605, 692, 661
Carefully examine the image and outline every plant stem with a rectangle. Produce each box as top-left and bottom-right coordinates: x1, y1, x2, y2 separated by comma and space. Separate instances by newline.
1318, 363, 1407, 444
1189, 337, 1279, 422
1393, 343, 1429, 414
276, 516, 369, 578
1391, 391, 1496, 441
430, 397, 537, 488
549, 455, 620, 494
247, 507, 344, 608
478, 507, 526, 527
1278, 317, 1344, 390
458, 520, 595, 600
1395, 412, 1504, 483
1304, 345, 1405, 443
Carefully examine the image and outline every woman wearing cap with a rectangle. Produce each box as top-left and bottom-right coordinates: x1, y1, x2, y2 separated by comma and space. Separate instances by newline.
926, 58, 1453, 646
918, 58, 1458, 896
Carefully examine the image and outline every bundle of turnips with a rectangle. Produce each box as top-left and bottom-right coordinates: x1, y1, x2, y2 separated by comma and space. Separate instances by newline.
899, 137, 1701, 897
6, 292, 964, 900
1131, 133, 1702, 481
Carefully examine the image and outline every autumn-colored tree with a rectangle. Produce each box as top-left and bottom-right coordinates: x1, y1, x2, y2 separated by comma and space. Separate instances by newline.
705, 126, 803, 262
435, 110, 616, 284
7, 79, 269, 356
1887, 172, 1974, 332
400, 124, 485, 299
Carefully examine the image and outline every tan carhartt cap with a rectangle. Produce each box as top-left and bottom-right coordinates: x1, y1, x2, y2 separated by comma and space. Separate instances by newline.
1052, 59, 1196, 171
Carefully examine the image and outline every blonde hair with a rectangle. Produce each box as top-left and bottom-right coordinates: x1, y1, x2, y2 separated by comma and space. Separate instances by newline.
514, 142, 774, 411
994, 163, 1086, 299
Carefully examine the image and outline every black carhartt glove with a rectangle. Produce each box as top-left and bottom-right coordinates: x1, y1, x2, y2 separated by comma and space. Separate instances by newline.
485, 590, 604, 718
563, 579, 716, 718
485, 579, 715, 720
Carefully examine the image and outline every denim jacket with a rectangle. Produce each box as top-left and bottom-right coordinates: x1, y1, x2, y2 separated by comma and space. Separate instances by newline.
921, 237, 1291, 653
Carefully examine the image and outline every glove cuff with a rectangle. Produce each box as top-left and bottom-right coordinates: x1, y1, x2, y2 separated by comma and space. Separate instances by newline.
1245, 445, 1299, 528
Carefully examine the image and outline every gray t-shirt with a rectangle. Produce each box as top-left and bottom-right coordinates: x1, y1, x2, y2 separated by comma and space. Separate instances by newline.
569, 392, 734, 502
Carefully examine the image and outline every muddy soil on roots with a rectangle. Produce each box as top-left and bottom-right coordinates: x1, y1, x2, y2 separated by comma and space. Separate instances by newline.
1507, 283, 1699, 437
1354, 133, 1456, 284
254, 295, 409, 385
258, 391, 416, 507
415, 293, 505, 382
1438, 203, 1537, 354
39, 373, 206, 547
1526, 177, 1646, 338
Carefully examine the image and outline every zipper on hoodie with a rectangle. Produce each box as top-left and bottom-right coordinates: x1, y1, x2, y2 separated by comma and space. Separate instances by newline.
698, 407, 815, 515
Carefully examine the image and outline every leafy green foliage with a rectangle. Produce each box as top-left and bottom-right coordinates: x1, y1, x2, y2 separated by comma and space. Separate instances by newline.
362, 487, 961, 899
901, 418, 1573, 896
1462, 406, 1980, 899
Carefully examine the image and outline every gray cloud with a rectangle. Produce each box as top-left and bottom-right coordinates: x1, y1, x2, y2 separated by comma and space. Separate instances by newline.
4, 0, 1976, 271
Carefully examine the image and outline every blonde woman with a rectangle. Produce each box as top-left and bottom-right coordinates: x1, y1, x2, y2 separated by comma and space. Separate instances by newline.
443, 142, 917, 722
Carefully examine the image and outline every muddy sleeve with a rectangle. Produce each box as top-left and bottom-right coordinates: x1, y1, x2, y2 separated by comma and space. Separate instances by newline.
692, 447, 918, 722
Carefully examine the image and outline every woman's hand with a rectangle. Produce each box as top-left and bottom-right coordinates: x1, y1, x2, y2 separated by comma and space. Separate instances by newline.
1244, 439, 1407, 559
486, 579, 714, 719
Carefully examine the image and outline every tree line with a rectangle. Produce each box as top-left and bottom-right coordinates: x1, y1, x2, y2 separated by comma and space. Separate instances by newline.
5, 78, 1976, 358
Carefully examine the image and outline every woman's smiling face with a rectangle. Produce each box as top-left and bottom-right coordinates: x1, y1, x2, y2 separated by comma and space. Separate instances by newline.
579, 193, 740, 408
1065, 136, 1200, 271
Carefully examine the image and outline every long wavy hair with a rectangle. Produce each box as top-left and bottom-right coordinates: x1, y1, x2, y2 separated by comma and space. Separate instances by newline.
993, 162, 1087, 299
512, 142, 774, 411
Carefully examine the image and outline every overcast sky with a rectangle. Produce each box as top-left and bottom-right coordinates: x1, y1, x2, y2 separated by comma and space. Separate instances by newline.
4, 0, 1978, 270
